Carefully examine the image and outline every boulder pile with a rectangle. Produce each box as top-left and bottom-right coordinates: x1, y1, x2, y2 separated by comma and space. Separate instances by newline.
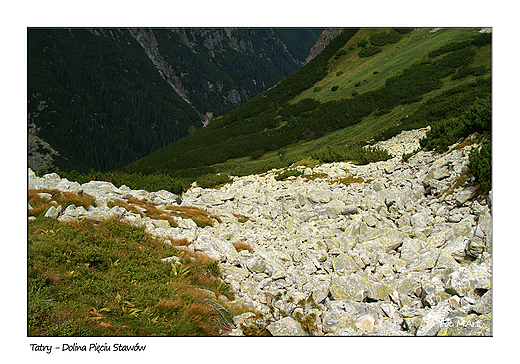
28, 133, 492, 336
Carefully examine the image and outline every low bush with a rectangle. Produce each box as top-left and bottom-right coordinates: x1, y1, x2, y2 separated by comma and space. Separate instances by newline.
331, 85, 339, 91
334, 49, 348, 59
393, 28, 414, 34
358, 46, 382, 58
420, 96, 491, 152
195, 173, 232, 189
312, 145, 392, 165
369, 30, 401, 47
250, 149, 265, 160
468, 140, 491, 192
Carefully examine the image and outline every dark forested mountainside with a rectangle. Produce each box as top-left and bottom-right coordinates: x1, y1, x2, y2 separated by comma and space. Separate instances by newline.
151, 28, 323, 119
27, 28, 323, 173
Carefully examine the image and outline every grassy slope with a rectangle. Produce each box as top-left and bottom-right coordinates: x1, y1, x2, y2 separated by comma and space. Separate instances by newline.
118, 27, 490, 178
210, 28, 491, 176
293, 28, 481, 102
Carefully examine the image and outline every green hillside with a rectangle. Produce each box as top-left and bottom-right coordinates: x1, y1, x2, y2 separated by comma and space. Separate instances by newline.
119, 27, 491, 179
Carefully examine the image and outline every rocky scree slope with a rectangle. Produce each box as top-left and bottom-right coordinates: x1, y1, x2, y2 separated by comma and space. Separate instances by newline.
28, 130, 492, 336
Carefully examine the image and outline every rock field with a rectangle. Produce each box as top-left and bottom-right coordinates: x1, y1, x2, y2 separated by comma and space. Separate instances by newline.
28, 130, 492, 336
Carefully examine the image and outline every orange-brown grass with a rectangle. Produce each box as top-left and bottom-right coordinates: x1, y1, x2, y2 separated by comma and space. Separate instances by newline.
108, 199, 144, 216
233, 213, 254, 223
118, 197, 221, 228
122, 197, 179, 227
167, 238, 192, 247
28, 189, 96, 216
328, 175, 373, 185
232, 241, 254, 253
166, 206, 220, 228
154, 296, 226, 336
303, 173, 328, 182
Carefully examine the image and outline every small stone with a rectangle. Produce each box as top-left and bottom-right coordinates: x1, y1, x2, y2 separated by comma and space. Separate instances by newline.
246, 257, 267, 273
449, 295, 460, 309
355, 314, 375, 332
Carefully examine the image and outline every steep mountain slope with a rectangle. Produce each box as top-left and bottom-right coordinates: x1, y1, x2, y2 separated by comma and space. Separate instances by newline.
119, 28, 491, 178
27, 28, 322, 173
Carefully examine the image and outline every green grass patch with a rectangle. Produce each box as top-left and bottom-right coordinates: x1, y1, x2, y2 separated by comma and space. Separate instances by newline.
196, 173, 233, 189
28, 217, 250, 336
275, 169, 303, 181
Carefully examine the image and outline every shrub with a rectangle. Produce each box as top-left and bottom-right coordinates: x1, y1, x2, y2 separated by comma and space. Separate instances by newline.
420, 95, 491, 152
471, 65, 488, 76
331, 85, 339, 91
312, 145, 391, 165
460, 96, 491, 133
402, 150, 418, 162
334, 49, 348, 59
278, 148, 287, 162
369, 30, 401, 47
468, 141, 491, 192
58, 170, 191, 195
393, 28, 414, 34
250, 149, 265, 160
196, 173, 232, 188
358, 46, 382, 58
451, 65, 474, 80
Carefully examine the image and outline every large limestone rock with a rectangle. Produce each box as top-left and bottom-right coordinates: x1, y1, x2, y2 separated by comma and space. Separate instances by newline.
446, 265, 491, 297
81, 180, 123, 203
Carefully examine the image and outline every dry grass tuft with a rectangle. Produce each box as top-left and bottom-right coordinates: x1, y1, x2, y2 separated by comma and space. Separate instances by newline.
233, 213, 253, 223
232, 242, 254, 253
166, 205, 220, 227
108, 199, 144, 216
28, 189, 96, 216
168, 238, 191, 247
